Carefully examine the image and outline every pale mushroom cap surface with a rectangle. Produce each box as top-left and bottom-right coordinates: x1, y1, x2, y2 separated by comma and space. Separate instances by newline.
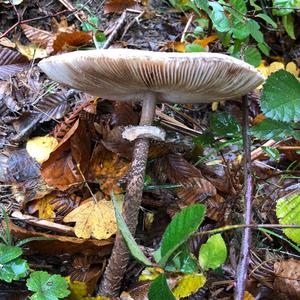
39, 49, 264, 103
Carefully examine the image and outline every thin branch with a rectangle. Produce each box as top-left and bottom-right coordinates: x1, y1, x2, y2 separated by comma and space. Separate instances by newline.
235, 95, 252, 300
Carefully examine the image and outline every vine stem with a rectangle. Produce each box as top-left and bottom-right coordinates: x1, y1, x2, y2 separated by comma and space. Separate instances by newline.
235, 95, 252, 300
98, 94, 156, 297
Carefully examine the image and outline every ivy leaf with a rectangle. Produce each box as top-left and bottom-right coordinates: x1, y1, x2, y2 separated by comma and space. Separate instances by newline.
261, 70, 300, 122
208, 2, 231, 32
247, 19, 264, 43
244, 46, 262, 67
251, 118, 297, 140
0, 258, 29, 282
158, 204, 206, 267
210, 112, 241, 137
256, 13, 278, 28
148, 274, 175, 300
26, 271, 70, 300
111, 193, 152, 266
199, 234, 227, 270
282, 14, 295, 39
276, 191, 300, 244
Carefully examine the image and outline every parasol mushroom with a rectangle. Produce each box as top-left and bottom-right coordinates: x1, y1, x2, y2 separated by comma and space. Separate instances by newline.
38, 49, 264, 296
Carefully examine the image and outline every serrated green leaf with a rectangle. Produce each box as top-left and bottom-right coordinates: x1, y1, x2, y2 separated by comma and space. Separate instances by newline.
251, 118, 296, 140
276, 191, 300, 244
0, 258, 29, 282
172, 274, 206, 299
199, 234, 227, 270
256, 13, 278, 28
111, 193, 152, 266
247, 19, 264, 43
244, 46, 262, 67
0, 245, 22, 264
282, 14, 295, 39
26, 271, 70, 300
208, 2, 231, 32
261, 70, 300, 122
211, 112, 241, 137
148, 274, 175, 300
158, 204, 206, 267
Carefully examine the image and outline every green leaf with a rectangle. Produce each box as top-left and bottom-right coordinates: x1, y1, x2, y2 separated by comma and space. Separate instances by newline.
230, 0, 247, 13
231, 22, 250, 40
195, 0, 209, 13
247, 19, 264, 43
26, 271, 70, 300
111, 193, 152, 266
158, 204, 206, 267
0, 258, 29, 282
165, 244, 199, 274
244, 46, 262, 67
276, 191, 300, 244
251, 118, 296, 140
250, 0, 262, 11
258, 42, 270, 56
261, 70, 300, 122
208, 2, 231, 32
81, 16, 99, 32
0, 245, 22, 264
210, 112, 241, 137
199, 234, 227, 270
256, 13, 278, 28
148, 274, 175, 300
185, 44, 206, 52
193, 132, 214, 145
272, 0, 300, 16
261, 146, 280, 160
282, 14, 295, 39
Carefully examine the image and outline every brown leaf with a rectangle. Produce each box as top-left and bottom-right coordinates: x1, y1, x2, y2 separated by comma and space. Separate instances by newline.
9, 220, 113, 256
21, 24, 53, 48
63, 197, 117, 240
104, 0, 137, 14
274, 259, 300, 299
47, 31, 92, 54
111, 102, 139, 127
0, 46, 28, 79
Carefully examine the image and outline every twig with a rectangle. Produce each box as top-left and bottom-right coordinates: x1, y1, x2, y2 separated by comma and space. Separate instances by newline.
193, 223, 300, 236
0, 9, 75, 40
180, 14, 193, 42
103, 11, 128, 49
235, 95, 252, 300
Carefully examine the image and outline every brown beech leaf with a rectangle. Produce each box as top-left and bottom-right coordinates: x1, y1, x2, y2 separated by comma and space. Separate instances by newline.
63, 198, 117, 240
111, 102, 139, 127
21, 24, 53, 48
274, 258, 300, 299
41, 119, 91, 190
47, 31, 92, 54
89, 143, 129, 195
0, 46, 28, 79
9, 221, 113, 256
104, 0, 137, 14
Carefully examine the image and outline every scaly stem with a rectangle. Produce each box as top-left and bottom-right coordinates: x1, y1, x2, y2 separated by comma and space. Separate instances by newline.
98, 94, 156, 296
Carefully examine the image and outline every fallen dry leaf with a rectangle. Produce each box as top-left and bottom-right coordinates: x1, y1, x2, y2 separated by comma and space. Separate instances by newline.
36, 194, 56, 220
16, 42, 48, 60
63, 198, 117, 240
21, 24, 53, 48
104, 0, 137, 14
26, 136, 58, 164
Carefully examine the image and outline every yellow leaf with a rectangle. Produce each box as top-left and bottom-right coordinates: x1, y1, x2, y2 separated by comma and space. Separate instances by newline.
66, 277, 88, 300
286, 62, 299, 78
243, 291, 255, 300
26, 136, 58, 163
211, 101, 219, 111
139, 267, 164, 281
193, 35, 218, 47
37, 194, 56, 219
172, 274, 206, 299
63, 198, 117, 240
16, 41, 48, 60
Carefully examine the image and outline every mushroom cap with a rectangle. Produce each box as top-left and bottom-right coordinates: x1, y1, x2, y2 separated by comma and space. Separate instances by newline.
39, 49, 264, 103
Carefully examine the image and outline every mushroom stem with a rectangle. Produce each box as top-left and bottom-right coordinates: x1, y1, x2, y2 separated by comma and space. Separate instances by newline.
98, 93, 156, 296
